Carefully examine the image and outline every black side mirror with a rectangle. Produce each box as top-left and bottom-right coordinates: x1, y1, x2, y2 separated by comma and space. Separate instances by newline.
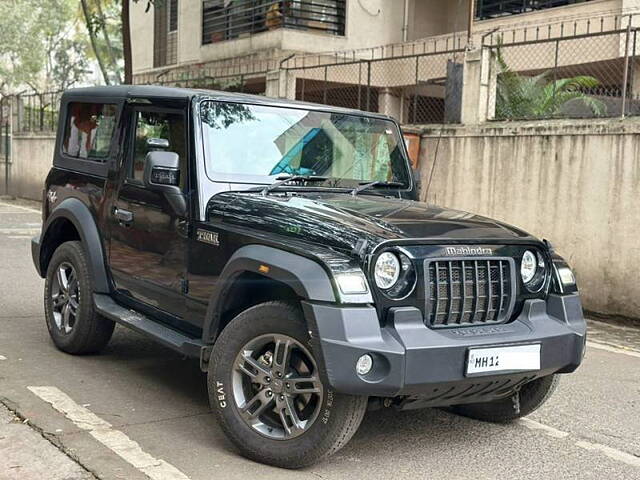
143, 151, 181, 193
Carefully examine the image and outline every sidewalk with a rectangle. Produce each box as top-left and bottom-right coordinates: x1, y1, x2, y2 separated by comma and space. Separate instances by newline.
0, 402, 95, 480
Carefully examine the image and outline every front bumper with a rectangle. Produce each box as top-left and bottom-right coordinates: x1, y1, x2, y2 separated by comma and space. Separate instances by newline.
303, 294, 586, 403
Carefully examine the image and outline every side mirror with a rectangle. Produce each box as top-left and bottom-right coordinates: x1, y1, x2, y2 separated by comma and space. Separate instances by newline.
143, 151, 181, 192
143, 151, 187, 216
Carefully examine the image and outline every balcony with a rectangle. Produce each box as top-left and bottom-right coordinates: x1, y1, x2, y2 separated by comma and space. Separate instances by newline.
202, 0, 346, 45
475, 0, 596, 21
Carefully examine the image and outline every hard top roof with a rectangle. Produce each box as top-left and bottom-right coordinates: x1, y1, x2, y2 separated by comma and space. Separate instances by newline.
63, 85, 392, 120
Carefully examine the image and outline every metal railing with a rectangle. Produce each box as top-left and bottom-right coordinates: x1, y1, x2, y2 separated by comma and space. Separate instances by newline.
202, 0, 345, 45
486, 15, 640, 120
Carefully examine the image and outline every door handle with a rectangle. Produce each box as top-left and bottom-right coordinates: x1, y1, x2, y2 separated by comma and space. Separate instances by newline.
113, 207, 134, 224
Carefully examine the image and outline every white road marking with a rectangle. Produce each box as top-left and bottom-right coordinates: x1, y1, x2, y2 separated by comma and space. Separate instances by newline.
0, 201, 41, 214
0, 355, 6, 360
521, 418, 640, 468
519, 418, 569, 439
28, 386, 190, 480
587, 341, 640, 358
576, 440, 640, 468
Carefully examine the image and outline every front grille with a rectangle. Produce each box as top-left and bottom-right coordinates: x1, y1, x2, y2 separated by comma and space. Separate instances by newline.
426, 259, 513, 327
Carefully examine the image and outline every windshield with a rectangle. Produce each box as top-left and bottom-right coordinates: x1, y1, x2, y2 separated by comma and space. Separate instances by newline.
199, 101, 411, 189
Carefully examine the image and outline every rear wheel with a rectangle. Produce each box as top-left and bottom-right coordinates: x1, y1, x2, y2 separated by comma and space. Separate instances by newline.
208, 301, 367, 468
451, 374, 559, 423
44, 241, 115, 354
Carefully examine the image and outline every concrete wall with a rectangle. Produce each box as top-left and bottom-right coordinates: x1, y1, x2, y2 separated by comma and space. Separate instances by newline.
415, 118, 640, 319
4, 135, 55, 201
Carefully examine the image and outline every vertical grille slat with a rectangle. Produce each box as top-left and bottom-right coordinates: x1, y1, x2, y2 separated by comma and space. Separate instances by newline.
446, 261, 454, 326
427, 258, 512, 328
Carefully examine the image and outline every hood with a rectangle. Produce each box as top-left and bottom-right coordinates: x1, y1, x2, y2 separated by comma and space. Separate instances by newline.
209, 191, 536, 254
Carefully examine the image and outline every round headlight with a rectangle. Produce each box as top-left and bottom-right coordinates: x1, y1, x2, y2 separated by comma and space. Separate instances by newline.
521, 250, 537, 284
374, 252, 401, 289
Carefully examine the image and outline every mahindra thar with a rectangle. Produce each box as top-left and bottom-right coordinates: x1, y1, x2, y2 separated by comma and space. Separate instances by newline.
31, 86, 586, 468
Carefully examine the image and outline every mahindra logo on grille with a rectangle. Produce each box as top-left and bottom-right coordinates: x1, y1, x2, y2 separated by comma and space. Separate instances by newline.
445, 246, 493, 256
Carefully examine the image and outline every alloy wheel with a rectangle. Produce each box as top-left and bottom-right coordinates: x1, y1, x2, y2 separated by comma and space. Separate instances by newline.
232, 333, 323, 440
51, 262, 80, 334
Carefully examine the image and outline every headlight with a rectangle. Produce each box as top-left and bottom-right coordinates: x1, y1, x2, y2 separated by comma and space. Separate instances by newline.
374, 252, 401, 290
521, 249, 546, 292
521, 250, 538, 284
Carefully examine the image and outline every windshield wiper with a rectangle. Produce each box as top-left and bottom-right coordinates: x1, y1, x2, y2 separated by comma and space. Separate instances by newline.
351, 180, 404, 196
261, 175, 328, 196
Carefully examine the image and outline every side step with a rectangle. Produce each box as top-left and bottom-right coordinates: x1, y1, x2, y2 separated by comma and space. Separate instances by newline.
93, 294, 204, 359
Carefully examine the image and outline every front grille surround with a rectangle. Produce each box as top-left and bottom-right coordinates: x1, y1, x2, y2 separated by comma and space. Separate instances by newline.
424, 257, 516, 328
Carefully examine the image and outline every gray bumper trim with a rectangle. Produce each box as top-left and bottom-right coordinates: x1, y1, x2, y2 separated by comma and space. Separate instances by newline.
303, 294, 586, 398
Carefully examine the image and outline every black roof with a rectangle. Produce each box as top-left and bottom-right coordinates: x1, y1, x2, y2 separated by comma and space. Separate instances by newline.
63, 85, 391, 120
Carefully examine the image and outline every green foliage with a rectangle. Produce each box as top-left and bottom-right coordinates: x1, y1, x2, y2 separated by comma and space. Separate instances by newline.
495, 43, 606, 119
0, 0, 90, 93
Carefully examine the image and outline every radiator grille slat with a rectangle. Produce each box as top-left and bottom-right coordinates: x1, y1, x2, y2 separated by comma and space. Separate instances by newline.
427, 259, 512, 327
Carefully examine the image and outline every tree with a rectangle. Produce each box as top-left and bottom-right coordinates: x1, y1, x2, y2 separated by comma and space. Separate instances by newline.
495, 44, 606, 120
0, 0, 90, 94
79, 0, 123, 85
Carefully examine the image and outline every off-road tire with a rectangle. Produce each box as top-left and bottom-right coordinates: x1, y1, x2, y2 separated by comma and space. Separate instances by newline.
44, 241, 115, 354
208, 301, 368, 469
451, 374, 559, 423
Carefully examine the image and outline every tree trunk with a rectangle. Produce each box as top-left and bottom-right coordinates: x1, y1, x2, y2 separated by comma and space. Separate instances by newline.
95, 0, 123, 84
80, 0, 111, 85
123, 0, 132, 84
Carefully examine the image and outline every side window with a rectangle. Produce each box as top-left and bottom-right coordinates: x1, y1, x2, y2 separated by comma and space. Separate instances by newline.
63, 102, 117, 161
130, 110, 186, 187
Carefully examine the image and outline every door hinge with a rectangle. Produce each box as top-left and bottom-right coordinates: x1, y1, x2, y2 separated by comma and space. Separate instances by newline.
180, 278, 189, 295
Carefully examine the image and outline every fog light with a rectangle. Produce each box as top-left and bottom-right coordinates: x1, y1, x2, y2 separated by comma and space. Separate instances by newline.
356, 354, 373, 375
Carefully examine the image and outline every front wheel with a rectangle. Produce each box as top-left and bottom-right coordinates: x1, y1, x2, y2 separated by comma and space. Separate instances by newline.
208, 301, 367, 469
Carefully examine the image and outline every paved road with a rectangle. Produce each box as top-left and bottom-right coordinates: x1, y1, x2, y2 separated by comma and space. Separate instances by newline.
1, 198, 639, 480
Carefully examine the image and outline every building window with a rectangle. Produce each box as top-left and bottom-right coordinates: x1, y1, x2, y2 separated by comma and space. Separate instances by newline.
154, 0, 179, 67
202, 0, 346, 45
475, 0, 595, 21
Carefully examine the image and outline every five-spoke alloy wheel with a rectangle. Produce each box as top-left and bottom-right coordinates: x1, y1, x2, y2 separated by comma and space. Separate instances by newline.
208, 301, 368, 469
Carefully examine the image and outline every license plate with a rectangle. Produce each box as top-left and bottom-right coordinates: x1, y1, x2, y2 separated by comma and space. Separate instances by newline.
466, 344, 541, 375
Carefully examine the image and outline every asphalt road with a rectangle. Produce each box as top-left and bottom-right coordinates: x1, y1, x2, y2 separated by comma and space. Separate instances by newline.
1, 198, 639, 480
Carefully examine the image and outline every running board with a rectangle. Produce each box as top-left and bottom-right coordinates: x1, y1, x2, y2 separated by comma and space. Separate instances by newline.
93, 294, 204, 359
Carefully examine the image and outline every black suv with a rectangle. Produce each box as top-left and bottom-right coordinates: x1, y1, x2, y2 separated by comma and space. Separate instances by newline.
32, 86, 586, 468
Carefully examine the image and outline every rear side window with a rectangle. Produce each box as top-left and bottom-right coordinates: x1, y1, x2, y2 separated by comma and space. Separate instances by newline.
62, 102, 117, 161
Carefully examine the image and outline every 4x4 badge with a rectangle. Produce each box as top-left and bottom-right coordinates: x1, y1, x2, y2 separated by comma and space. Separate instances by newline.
197, 229, 219, 246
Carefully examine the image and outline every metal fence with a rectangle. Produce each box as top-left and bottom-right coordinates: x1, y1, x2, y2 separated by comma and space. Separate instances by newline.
484, 14, 640, 120
282, 36, 468, 124
1, 91, 63, 134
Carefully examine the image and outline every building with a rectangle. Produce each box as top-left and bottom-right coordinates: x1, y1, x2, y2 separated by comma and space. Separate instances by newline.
131, 0, 640, 122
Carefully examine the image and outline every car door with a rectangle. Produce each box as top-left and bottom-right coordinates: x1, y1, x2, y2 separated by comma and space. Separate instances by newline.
109, 106, 189, 323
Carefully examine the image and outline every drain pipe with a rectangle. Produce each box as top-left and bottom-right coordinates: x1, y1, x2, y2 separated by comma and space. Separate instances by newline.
402, 0, 410, 42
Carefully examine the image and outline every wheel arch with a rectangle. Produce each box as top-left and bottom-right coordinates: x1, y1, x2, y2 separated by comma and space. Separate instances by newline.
202, 245, 336, 344
39, 198, 110, 293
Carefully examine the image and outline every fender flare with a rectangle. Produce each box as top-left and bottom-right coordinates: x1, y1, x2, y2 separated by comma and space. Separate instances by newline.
202, 244, 336, 343
39, 197, 111, 293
